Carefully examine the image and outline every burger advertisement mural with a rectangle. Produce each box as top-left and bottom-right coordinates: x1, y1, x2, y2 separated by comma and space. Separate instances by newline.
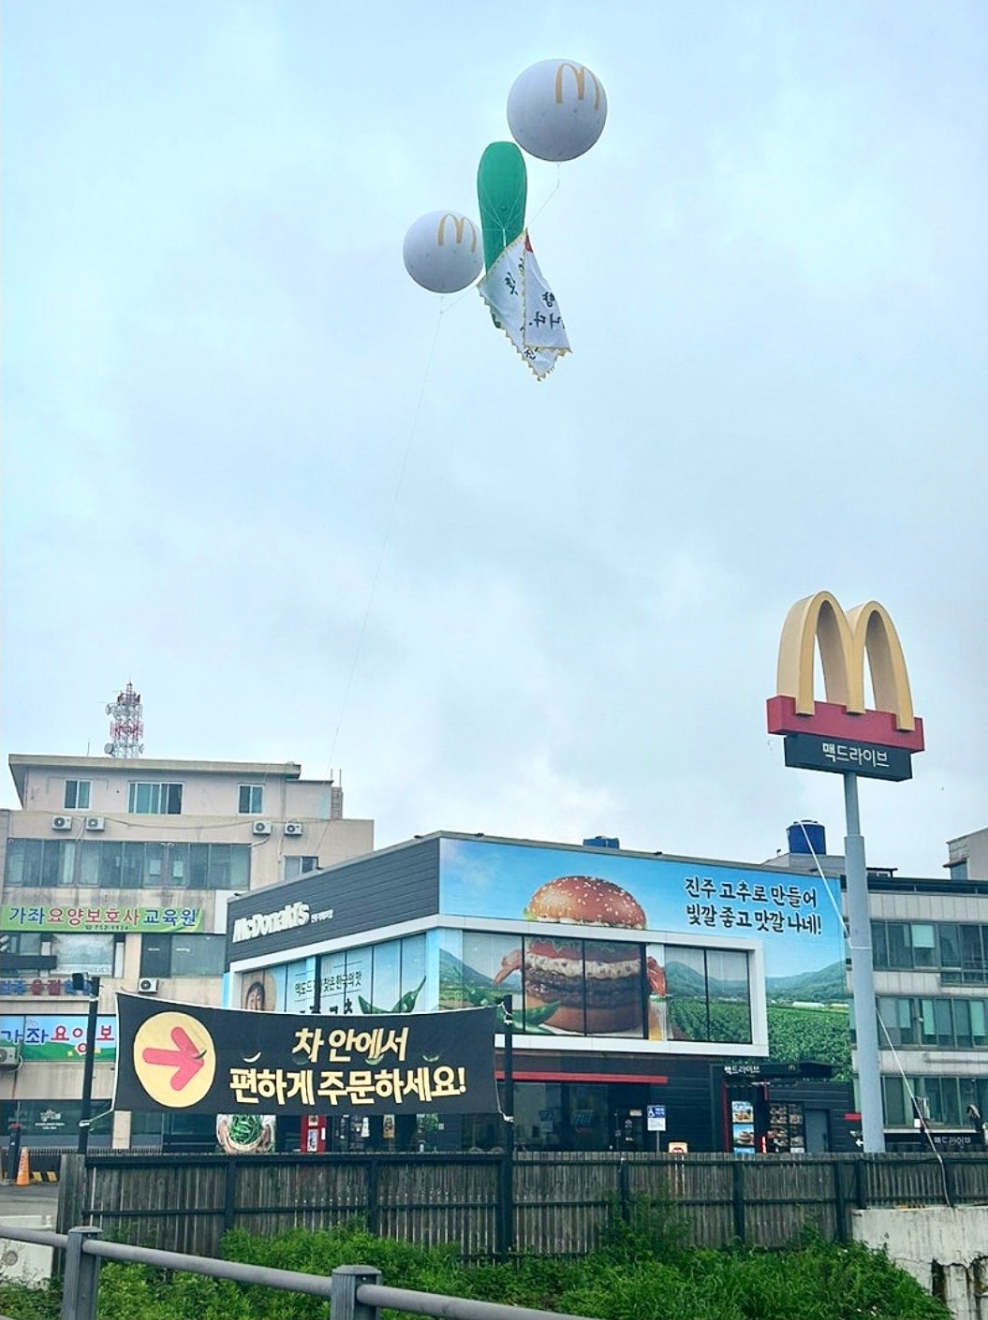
438, 839, 850, 1072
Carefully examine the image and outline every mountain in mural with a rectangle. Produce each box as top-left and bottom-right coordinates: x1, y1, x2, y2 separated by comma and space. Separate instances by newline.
765, 961, 848, 1003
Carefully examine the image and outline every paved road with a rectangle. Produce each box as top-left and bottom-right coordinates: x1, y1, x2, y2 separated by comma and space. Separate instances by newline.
0, 1180, 59, 1225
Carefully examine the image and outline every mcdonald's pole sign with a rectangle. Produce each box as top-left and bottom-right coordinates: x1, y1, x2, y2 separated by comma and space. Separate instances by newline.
766, 591, 924, 781
766, 591, 922, 1154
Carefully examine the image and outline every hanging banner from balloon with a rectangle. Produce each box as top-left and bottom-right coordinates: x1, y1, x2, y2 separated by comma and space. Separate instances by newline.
479, 232, 570, 379
402, 59, 606, 379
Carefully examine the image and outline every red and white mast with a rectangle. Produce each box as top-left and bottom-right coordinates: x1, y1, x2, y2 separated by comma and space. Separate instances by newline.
105, 683, 144, 758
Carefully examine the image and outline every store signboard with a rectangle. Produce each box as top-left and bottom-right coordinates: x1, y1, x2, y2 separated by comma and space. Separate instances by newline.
1, 904, 203, 934
1, 1014, 117, 1061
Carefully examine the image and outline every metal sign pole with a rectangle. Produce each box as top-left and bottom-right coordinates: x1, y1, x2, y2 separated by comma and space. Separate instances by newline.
77, 975, 102, 1155
843, 773, 885, 1153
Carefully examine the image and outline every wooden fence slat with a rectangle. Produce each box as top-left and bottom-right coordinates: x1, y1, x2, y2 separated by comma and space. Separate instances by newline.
62, 1151, 988, 1260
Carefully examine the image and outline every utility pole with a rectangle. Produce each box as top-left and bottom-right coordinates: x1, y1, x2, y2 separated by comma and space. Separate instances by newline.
77, 974, 102, 1155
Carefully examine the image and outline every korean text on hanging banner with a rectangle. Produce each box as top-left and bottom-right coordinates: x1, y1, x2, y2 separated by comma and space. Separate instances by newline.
114, 994, 499, 1117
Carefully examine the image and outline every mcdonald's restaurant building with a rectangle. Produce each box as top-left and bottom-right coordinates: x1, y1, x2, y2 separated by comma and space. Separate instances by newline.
225, 832, 862, 1156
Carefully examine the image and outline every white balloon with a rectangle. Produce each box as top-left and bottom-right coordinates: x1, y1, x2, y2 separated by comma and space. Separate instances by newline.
403, 211, 483, 294
507, 60, 607, 163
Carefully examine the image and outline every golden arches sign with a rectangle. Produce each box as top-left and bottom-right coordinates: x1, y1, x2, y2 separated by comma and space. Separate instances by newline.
776, 591, 915, 732
767, 590, 924, 754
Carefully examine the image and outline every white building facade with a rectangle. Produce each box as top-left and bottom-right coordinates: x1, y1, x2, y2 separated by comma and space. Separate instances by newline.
0, 754, 373, 1151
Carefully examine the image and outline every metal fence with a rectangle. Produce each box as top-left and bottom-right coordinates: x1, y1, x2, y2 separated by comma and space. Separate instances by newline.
53, 1149, 988, 1260
0, 1222, 595, 1320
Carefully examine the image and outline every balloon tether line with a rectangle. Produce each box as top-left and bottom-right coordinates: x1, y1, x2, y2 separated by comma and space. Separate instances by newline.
527, 165, 561, 226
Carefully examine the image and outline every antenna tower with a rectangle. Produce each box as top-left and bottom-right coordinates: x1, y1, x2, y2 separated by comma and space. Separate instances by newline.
105, 683, 144, 758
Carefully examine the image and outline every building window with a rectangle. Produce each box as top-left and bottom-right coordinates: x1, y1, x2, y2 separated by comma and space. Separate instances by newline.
3, 838, 249, 890
64, 780, 91, 810
877, 996, 988, 1050
871, 921, 988, 983
283, 856, 319, 882
128, 782, 183, 815
238, 785, 264, 814
140, 934, 226, 978
435, 929, 752, 1044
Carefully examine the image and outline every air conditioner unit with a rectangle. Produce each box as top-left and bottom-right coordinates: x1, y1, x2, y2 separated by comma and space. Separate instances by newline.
252, 820, 273, 836
137, 977, 159, 994
85, 816, 106, 832
0, 1044, 21, 1068
284, 822, 304, 837
51, 815, 73, 831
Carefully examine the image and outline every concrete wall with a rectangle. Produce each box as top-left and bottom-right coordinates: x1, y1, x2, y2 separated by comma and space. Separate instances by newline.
852, 1206, 988, 1320
1, 758, 375, 1149
947, 829, 988, 881
0, 1214, 55, 1285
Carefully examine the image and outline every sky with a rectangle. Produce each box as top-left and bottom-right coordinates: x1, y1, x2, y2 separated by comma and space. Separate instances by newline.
2, 1, 986, 880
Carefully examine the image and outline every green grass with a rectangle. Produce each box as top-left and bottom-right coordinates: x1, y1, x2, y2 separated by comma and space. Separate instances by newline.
0, 1209, 948, 1320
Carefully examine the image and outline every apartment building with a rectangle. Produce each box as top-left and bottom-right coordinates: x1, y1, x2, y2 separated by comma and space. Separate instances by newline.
768, 822, 988, 1149
0, 754, 373, 1150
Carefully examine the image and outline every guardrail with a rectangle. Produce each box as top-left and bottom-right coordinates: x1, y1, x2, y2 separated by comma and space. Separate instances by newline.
0, 1222, 595, 1320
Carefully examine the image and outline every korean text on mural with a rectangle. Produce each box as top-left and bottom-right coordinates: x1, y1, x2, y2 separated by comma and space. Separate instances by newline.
683, 877, 822, 936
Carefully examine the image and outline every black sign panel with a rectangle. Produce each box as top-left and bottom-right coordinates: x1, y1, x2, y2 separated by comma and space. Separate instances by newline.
114, 993, 498, 1117
225, 838, 440, 962
783, 733, 912, 781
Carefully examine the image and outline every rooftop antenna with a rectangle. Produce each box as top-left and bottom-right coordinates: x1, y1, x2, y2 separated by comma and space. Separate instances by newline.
105, 682, 144, 758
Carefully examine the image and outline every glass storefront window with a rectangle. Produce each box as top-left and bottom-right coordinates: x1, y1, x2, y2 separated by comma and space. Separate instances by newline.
372, 940, 402, 1014
582, 938, 643, 1038
400, 934, 427, 1012
523, 934, 585, 1035
347, 947, 371, 1013
705, 948, 751, 1044
321, 950, 348, 1015
666, 947, 707, 1041
437, 930, 463, 1009
284, 958, 315, 1013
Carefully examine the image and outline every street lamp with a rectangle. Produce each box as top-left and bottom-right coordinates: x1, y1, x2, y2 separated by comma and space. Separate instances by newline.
74, 974, 101, 1155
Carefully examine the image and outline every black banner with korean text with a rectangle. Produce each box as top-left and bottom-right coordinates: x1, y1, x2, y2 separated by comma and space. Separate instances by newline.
113, 994, 499, 1116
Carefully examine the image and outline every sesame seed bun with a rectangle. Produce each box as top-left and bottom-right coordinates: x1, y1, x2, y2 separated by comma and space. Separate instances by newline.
524, 876, 647, 929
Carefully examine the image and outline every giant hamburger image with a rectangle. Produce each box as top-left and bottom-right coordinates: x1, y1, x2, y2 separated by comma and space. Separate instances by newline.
497, 876, 647, 1034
